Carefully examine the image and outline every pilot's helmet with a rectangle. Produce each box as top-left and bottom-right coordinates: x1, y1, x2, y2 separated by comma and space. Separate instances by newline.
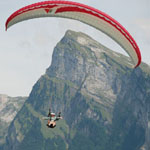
51, 113, 55, 117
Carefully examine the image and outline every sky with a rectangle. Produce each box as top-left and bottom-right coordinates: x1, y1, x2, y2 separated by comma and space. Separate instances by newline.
0, 0, 150, 97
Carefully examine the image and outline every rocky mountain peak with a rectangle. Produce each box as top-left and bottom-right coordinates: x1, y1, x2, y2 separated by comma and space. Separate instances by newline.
46, 30, 133, 108
1, 30, 150, 150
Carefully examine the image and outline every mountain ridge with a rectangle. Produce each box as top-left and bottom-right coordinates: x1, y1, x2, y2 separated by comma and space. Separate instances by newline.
1, 30, 150, 150
0, 94, 27, 146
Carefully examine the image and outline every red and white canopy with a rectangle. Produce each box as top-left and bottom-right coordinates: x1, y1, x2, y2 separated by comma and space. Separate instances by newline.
6, 1, 141, 68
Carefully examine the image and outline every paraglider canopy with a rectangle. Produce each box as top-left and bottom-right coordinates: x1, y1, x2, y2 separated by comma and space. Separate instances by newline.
5, 1, 141, 68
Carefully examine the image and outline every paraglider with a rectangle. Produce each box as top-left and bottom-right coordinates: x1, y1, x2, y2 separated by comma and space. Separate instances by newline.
5, 1, 141, 68
43, 109, 62, 128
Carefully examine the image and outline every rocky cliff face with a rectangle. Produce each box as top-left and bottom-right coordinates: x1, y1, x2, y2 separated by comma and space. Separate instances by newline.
0, 94, 26, 146
2, 30, 150, 150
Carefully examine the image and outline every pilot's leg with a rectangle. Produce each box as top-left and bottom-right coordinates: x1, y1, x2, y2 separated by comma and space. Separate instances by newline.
53, 121, 56, 128
47, 120, 50, 126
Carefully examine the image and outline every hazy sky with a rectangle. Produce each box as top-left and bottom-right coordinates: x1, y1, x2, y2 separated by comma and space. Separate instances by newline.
0, 0, 150, 96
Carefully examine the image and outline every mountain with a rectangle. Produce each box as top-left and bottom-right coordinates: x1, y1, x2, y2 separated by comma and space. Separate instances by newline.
2, 30, 150, 150
0, 94, 27, 146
